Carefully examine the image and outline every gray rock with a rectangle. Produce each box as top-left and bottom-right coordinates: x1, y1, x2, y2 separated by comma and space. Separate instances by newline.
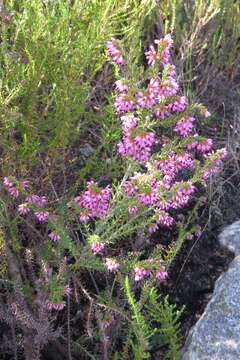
181, 255, 240, 360
219, 221, 240, 255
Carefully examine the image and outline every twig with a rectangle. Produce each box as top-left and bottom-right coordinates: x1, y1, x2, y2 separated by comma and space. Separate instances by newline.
67, 296, 72, 360
174, 217, 210, 288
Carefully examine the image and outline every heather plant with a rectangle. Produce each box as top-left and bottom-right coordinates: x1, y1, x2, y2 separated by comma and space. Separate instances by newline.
0, 33, 227, 359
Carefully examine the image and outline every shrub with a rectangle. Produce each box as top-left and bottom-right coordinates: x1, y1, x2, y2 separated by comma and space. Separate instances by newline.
0, 33, 226, 360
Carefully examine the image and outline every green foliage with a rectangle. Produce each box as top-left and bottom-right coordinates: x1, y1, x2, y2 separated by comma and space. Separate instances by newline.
211, 0, 240, 68
122, 277, 184, 360
159, 0, 240, 95
124, 276, 152, 339
124, 276, 152, 359
0, 0, 157, 173
145, 287, 184, 360
89, 178, 155, 245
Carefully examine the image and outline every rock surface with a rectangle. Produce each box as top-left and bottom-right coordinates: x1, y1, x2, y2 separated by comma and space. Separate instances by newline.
181, 223, 240, 360
219, 221, 240, 255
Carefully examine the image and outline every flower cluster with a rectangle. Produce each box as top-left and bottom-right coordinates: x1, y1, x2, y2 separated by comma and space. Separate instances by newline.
155, 152, 194, 185
175, 116, 195, 137
18, 203, 31, 215
134, 262, 168, 282
156, 270, 168, 281
107, 38, 125, 65
118, 130, 156, 162
49, 231, 61, 242
145, 34, 173, 66
105, 258, 120, 272
134, 267, 150, 281
34, 211, 50, 222
3, 177, 20, 198
26, 194, 48, 207
74, 181, 111, 221
3, 177, 50, 223
103, 33, 226, 282
20, 194, 49, 222
91, 241, 105, 254
186, 137, 213, 153
202, 148, 227, 180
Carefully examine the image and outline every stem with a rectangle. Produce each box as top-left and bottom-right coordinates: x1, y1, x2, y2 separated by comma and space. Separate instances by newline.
67, 296, 72, 360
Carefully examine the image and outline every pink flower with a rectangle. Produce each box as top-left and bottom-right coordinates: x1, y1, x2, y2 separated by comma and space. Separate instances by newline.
215, 147, 227, 160
175, 116, 195, 137
105, 258, 119, 272
186, 138, 213, 153
91, 242, 105, 254
49, 231, 61, 241
18, 203, 31, 215
47, 301, 66, 311
114, 94, 135, 113
167, 64, 177, 77
175, 152, 194, 169
145, 34, 173, 66
136, 78, 161, 108
145, 44, 158, 66
196, 139, 213, 153
156, 270, 168, 282
26, 195, 48, 207
3, 177, 14, 188
157, 199, 172, 211
168, 96, 188, 113
8, 187, 20, 198
159, 76, 179, 97
134, 267, 150, 281
3, 177, 20, 198
155, 158, 176, 182
107, 38, 125, 65
154, 104, 170, 119
118, 131, 155, 162
120, 114, 138, 132
79, 210, 91, 222
26, 194, 40, 204
123, 181, 138, 196
37, 196, 48, 207
115, 80, 129, 93
148, 223, 159, 233
79, 181, 111, 220
163, 33, 174, 47
138, 190, 158, 206
64, 286, 72, 296
34, 211, 49, 222
154, 152, 193, 187
128, 205, 139, 215
203, 109, 211, 118
171, 182, 195, 209
136, 91, 157, 109
156, 210, 174, 227
73, 196, 82, 206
